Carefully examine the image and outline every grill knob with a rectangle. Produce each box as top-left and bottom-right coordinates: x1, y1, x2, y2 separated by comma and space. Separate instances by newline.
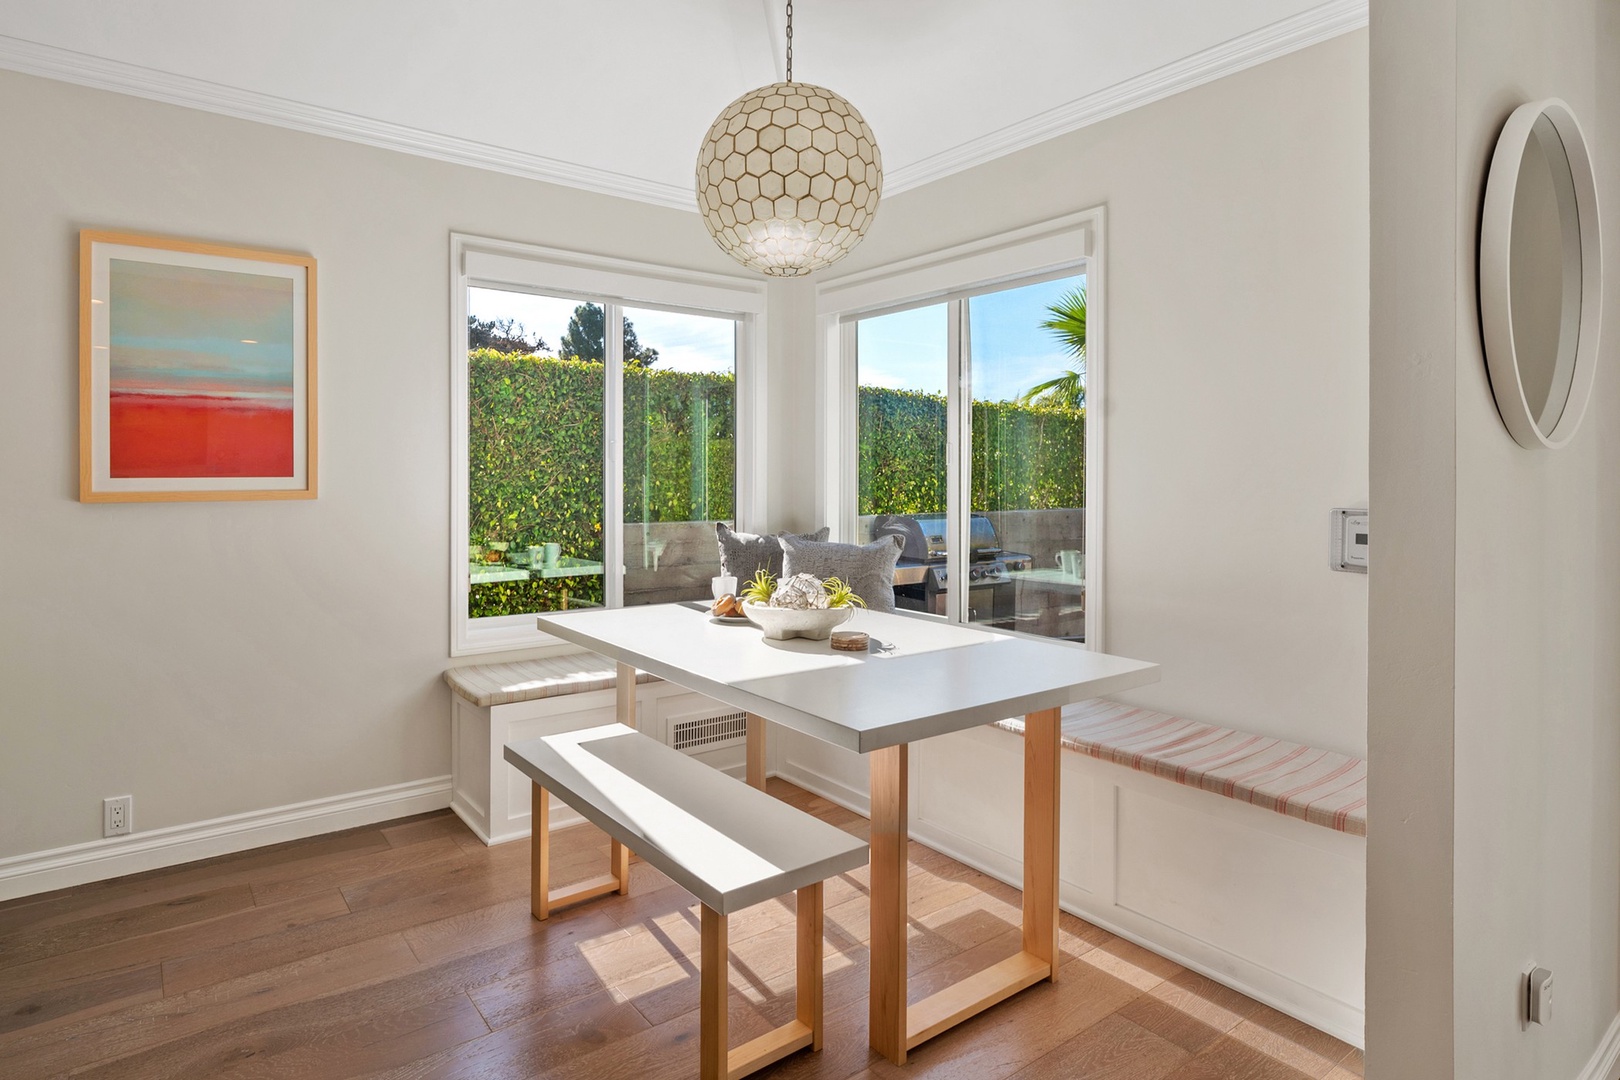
969, 567, 983, 581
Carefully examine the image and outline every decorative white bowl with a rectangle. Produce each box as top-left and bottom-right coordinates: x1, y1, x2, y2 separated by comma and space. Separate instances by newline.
741, 601, 854, 641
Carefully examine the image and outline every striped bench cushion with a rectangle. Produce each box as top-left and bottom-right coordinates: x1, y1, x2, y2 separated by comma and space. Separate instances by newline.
996, 699, 1367, 836
444, 656, 660, 708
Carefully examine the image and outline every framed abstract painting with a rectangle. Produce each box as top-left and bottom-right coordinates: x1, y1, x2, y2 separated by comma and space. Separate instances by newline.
79, 231, 317, 502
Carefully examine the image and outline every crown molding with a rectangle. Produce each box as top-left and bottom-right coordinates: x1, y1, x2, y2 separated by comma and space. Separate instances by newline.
0, 33, 698, 211
0, 1, 1366, 213
883, 0, 1368, 197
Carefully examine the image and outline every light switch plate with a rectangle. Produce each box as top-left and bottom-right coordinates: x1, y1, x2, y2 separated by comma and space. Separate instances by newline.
1331, 508, 1369, 573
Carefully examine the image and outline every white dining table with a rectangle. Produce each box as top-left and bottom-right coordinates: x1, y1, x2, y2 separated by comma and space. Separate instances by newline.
536, 602, 1159, 1064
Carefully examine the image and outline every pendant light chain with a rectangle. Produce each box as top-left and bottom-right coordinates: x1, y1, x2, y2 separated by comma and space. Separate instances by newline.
785, 0, 793, 82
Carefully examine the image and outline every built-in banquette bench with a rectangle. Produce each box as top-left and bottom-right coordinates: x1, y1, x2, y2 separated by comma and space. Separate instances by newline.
446, 655, 746, 844
505, 723, 868, 1080
994, 698, 1367, 836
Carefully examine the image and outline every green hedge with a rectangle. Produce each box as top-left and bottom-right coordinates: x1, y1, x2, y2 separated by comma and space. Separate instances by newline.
468, 351, 734, 617
468, 351, 1082, 617
857, 387, 1084, 515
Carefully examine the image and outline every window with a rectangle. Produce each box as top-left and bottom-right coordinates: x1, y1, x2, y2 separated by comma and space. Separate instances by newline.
820, 212, 1101, 645
452, 236, 765, 655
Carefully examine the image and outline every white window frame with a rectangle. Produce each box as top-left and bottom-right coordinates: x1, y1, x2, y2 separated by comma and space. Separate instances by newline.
450, 233, 768, 656
813, 209, 1105, 648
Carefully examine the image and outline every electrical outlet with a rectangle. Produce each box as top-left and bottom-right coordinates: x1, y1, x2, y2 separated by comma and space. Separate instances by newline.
103, 795, 132, 837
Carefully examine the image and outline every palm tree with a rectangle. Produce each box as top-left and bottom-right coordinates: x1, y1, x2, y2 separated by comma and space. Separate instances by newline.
1018, 286, 1086, 408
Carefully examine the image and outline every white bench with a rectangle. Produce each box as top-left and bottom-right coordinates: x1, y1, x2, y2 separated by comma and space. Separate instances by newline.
995, 697, 1367, 835
446, 657, 749, 844
504, 723, 869, 1080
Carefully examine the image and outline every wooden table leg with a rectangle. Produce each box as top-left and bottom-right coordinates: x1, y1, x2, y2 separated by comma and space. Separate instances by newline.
746, 713, 767, 790
889, 711, 1063, 1056
616, 661, 637, 729
868, 744, 909, 1064
701, 906, 728, 1080
1023, 707, 1061, 980
531, 782, 550, 921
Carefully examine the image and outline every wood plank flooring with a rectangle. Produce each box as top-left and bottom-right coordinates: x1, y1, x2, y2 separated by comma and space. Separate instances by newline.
0, 782, 1364, 1079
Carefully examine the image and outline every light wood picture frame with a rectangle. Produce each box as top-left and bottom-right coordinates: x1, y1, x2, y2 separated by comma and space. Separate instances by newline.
79, 230, 317, 502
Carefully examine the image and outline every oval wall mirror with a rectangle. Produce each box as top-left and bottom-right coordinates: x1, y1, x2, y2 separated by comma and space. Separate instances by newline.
1480, 98, 1604, 450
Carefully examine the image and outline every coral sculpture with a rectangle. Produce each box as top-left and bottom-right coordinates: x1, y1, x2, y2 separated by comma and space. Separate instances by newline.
771, 572, 830, 610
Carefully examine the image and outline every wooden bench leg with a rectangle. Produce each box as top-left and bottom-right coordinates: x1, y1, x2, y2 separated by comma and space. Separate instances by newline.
530, 781, 632, 921
712, 884, 823, 1080
701, 906, 728, 1080
797, 882, 823, 1051
610, 839, 632, 895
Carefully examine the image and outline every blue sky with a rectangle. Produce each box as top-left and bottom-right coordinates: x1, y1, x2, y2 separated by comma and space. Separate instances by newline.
469, 288, 734, 374
857, 275, 1086, 402
471, 273, 1084, 399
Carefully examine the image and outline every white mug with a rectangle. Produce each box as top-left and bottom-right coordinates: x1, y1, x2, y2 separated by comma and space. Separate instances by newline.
542, 542, 562, 568
712, 574, 738, 599
1056, 549, 1083, 579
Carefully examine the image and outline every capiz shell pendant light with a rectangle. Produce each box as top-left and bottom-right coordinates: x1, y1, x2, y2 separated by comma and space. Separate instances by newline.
696, 1, 881, 277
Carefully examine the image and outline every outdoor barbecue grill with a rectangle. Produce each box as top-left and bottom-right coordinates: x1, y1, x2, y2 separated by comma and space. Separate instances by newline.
870, 513, 1033, 626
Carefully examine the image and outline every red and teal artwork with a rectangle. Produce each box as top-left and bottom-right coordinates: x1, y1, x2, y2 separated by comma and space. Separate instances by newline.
107, 259, 295, 478
80, 231, 315, 502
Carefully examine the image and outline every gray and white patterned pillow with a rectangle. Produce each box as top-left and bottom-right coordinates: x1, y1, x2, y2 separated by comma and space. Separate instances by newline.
715, 523, 829, 582
779, 533, 904, 614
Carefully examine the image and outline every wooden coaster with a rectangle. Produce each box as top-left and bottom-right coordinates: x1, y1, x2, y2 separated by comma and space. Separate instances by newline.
830, 630, 869, 652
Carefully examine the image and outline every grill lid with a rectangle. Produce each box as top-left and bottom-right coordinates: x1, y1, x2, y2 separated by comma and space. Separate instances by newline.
872, 513, 1001, 562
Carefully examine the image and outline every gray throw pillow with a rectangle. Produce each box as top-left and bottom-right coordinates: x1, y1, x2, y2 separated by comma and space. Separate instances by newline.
779, 533, 903, 614
715, 523, 829, 582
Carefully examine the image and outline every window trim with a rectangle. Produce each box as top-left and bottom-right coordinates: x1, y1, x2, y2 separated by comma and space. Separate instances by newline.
813, 209, 1105, 648
449, 233, 768, 657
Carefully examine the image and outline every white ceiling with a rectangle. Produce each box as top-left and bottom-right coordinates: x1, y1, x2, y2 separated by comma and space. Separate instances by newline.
0, 0, 1365, 210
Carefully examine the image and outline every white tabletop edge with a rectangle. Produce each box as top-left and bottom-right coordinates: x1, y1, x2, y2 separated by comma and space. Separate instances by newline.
849, 662, 1163, 754
537, 605, 1161, 755
538, 609, 865, 750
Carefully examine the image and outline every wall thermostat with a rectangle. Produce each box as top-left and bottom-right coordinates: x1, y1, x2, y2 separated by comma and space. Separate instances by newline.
1528, 966, 1553, 1025
1331, 508, 1369, 573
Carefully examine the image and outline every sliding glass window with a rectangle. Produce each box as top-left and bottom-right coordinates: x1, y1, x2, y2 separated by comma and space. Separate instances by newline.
451, 236, 762, 655
851, 272, 1088, 640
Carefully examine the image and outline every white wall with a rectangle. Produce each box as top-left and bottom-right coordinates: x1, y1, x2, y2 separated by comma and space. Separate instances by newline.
796, 31, 1372, 757
1368, 0, 1620, 1077
0, 68, 749, 865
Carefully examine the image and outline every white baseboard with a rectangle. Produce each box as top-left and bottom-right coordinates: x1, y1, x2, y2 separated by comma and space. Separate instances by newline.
0, 775, 452, 903
783, 759, 871, 818
1580, 1011, 1620, 1080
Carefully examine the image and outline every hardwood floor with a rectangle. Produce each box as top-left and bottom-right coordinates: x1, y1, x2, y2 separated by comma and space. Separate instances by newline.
0, 782, 1364, 1079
